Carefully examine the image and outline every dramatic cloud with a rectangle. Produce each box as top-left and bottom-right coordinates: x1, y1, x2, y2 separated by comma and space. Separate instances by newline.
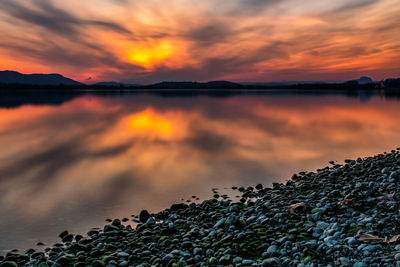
2, 0, 131, 35
0, 0, 399, 83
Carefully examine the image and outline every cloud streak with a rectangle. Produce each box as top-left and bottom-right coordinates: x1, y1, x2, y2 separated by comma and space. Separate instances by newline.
2, 0, 131, 35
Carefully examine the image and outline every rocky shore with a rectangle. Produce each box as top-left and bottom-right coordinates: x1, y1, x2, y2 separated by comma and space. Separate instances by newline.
2, 149, 400, 266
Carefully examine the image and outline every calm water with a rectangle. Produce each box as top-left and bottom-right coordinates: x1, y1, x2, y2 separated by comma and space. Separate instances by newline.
0, 90, 399, 253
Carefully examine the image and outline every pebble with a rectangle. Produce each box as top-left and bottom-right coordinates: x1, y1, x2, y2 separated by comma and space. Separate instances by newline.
262, 257, 281, 266
117, 252, 129, 257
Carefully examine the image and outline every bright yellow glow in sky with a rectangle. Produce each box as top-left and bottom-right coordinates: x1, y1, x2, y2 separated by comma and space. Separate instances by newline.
127, 41, 174, 68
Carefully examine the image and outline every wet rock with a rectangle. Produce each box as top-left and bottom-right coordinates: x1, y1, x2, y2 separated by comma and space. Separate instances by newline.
91, 260, 105, 267
214, 218, 226, 228
117, 252, 129, 257
339, 257, 351, 266
139, 210, 151, 223
75, 234, 83, 241
62, 234, 74, 243
58, 230, 69, 239
208, 257, 218, 264
111, 219, 121, 227
181, 241, 193, 249
219, 254, 231, 264
225, 214, 239, 226
146, 217, 155, 225
265, 245, 279, 257
170, 203, 188, 211
262, 257, 281, 266
162, 254, 174, 262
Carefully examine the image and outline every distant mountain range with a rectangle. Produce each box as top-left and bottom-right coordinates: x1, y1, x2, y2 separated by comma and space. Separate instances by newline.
92, 81, 142, 87
144, 81, 243, 89
1, 70, 399, 90
0, 71, 83, 85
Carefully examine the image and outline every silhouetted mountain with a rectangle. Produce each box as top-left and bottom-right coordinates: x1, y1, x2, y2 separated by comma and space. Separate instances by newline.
92, 82, 141, 87
384, 78, 400, 88
0, 70, 399, 91
145, 80, 243, 89
344, 76, 375, 86
92, 81, 122, 86
358, 76, 374, 85
241, 81, 330, 86
0, 71, 82, 85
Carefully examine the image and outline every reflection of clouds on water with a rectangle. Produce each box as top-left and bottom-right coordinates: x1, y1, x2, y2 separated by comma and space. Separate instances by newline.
184, 128, 235, 154
0, 93, 400, 252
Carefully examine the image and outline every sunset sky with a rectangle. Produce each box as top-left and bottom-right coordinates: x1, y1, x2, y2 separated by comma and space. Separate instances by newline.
0, 0, 399, 83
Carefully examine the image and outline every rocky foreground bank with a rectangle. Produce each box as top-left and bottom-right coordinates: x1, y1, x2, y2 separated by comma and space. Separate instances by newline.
3, 150, 400, 267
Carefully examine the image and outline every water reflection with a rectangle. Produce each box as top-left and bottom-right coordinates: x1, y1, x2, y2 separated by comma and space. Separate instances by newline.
0, 92, 400, 252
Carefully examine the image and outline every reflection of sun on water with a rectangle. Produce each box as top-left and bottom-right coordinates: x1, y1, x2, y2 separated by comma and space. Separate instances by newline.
128, 109, 173, 137
128, 40, 173, 68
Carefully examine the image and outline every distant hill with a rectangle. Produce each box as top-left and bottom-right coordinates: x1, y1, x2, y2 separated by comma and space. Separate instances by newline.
344, 76, 376, 85
92, 81, 141, 87
241, 81, 331, 86
1, 70, 399, 91
0, 71, 83, 85
242, 78, 376, 86
357, 76, 374, 85
92, 82, 123, 87
145, 80, 243, 89
384, 78, 400, 88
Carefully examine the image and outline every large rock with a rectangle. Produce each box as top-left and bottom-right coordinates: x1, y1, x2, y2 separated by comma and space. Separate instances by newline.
139, 210, 151, 223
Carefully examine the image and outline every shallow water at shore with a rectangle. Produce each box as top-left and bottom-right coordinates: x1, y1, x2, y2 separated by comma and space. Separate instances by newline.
0, 90, 400, 253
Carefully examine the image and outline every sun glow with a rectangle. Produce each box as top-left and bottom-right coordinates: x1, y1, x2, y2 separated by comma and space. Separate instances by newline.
127, 41, 174, 68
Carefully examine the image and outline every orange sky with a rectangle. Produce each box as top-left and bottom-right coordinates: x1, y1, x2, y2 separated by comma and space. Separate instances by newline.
0, 0, 399, 83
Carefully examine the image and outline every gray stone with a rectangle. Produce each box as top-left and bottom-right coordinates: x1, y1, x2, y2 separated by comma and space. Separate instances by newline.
214, 218, 226, 228
262, 257, 281, 266
117, 252, 129, 257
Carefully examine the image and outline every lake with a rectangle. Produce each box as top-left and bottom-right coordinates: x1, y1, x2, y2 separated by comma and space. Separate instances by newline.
0, 90, 399, 253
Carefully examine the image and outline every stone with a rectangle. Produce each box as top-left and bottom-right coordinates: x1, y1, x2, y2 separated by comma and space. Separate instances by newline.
208, 257, 218, 264
111, 219, 121, 227
62, 234, 74, 243
225, 214, 239, 226
339, 257, 351, 266
193, 248, 202, 255
316, 221, 330, 229
219, 254, 231, 264
146, 217, 155, 225
58, 230, 69, 239
117, 252, 129, 257
262, 257, 281, 266
214, 218, 226, 228
139, 210, 151, 223
266, 245, 279, 257
91, 260, 105, 267
181, 241, 193, 249
162, 254, 174, 262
